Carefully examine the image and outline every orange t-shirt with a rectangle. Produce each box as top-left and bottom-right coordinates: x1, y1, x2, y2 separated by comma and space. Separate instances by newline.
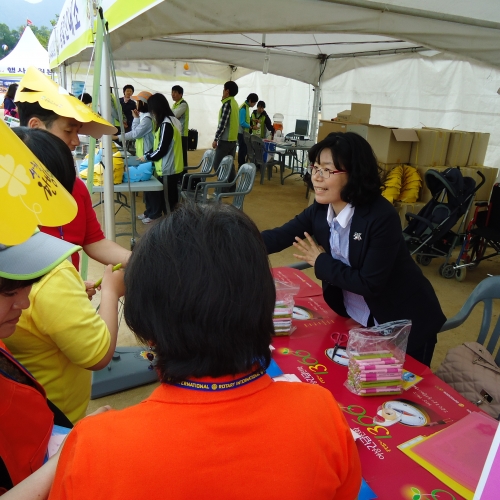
49, 373, 361, 500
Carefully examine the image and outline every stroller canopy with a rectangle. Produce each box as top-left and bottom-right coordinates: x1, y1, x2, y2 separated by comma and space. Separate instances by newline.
425, 168, 476, 208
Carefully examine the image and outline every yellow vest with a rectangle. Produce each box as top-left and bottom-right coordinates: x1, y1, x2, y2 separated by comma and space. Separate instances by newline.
153, 118, 184, 176
219, 96, 239, 142
251, 112, 267, 138
172, 98, 189, 136
135, 137, 144, 157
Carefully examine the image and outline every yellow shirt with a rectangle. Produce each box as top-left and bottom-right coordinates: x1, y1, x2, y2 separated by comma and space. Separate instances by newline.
4, 260, 110, 423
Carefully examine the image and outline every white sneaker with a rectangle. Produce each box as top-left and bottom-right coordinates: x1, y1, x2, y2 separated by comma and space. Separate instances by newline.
142, 217, 153, 224
137, 213, 146, 220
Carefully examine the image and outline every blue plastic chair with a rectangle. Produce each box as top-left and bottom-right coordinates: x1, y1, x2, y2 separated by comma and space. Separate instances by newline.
440, 275, 500, 364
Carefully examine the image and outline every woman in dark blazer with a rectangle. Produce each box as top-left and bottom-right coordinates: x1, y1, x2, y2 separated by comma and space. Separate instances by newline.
262, 132, 446, 366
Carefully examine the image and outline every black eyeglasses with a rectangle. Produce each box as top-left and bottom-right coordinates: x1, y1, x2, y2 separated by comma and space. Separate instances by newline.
307, 165, 346, 179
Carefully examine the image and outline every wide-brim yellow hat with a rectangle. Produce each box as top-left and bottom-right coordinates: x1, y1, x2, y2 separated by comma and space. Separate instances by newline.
0, 119, 78, 245
15, 67, 117, 138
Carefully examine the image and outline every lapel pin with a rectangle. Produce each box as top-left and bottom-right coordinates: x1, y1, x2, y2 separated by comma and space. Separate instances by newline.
353, 232, 362, 241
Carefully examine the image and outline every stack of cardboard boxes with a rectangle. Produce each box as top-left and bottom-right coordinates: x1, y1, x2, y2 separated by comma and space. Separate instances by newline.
315, 105, 497, 227
408, 128, 494, 230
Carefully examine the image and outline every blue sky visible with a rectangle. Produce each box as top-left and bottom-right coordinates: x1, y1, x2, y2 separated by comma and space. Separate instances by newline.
3, 0, 67, 29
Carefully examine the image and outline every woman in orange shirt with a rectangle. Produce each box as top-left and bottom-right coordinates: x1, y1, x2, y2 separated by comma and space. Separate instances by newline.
49, 203, 362, 500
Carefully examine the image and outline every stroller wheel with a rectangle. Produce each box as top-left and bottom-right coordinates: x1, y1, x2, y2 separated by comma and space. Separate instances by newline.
416, 255, 431, 266
439, 263, 456, 279
455, 261, 467, 282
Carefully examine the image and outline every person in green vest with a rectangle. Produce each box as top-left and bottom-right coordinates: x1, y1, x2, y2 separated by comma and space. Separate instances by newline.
171, 85, 189, 169
251, 101, 274, 139
237, 92, 258, 167
212, 81, 240, 187
112, 91, 153, 157
138, 93, 184, 223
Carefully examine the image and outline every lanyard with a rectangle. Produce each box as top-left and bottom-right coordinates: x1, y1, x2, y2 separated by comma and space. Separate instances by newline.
173, 368, 266, 392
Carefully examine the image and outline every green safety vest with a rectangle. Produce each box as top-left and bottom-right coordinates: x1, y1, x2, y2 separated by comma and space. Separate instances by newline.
135, 137, 144, 157
172, 98, 189, 136
218, 96, 239, 142
239, 101, 250, 129
153, 118, 184, 176
251, 112, 267, 138
110, 93, 122, 127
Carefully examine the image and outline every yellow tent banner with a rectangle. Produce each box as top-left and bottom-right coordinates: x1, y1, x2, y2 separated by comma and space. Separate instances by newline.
48, 0, 163, 69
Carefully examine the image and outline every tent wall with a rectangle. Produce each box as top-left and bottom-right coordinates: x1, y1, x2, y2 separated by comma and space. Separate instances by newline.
68, 59, 312, 149
321, 52, 500, 170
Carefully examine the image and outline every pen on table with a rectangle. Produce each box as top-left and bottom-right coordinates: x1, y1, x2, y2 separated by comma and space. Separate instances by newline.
93, 263, 122, 288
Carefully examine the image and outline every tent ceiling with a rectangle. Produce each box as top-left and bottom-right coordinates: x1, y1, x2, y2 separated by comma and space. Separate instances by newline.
52, 0, 500, 83
110, 34, 423, 86
162, 33, 419, 58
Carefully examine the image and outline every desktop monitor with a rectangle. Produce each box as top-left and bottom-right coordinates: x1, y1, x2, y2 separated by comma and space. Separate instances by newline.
294, 119, 309, 137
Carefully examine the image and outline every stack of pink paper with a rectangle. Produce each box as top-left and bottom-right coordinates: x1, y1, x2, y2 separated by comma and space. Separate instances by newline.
347, 352, 403, 396
273, 300, 293, 335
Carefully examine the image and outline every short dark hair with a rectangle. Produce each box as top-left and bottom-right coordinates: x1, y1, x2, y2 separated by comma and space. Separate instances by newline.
308, 132, 382, 207
0, 276, 41, 294
257, 101, 266, 108
137, 99, 148, 113
171, 85, 184, 95
124, 203, 275, 383
6, 83, 18, 100
224, 81, 238, 97
79, 92, 92, 105
13, 127, 76, 193
247, 93, 258, 103
147, 93, 174, 131
123, 84, 134, 93
16, 98, 59, 128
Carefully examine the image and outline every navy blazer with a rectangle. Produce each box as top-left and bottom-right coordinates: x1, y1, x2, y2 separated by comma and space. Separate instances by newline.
262, 196, 446, 356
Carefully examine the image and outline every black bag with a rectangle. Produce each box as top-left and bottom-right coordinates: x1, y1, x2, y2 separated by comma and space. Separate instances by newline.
188, 129, 198, 150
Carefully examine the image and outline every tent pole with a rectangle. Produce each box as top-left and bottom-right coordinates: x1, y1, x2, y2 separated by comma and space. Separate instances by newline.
310, 84, 321, 143
310, 57, 325, 143
99, 31, 116, 241
80, 8, 105, 281
59, 63, 67, 89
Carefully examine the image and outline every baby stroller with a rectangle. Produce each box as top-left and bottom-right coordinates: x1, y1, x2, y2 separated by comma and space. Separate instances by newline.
453, 183, 500, 281
403, 167, 485, 278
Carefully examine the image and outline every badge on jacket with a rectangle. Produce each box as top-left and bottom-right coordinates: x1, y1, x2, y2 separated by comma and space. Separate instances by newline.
353, 232, 362, 241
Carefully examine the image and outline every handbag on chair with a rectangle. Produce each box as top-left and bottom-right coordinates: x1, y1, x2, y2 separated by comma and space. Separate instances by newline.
435, 342, 500, 419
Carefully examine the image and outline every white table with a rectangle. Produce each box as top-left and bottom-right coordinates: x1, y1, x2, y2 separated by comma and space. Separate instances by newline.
267, 142, 310, 184
92, 178, 163, 244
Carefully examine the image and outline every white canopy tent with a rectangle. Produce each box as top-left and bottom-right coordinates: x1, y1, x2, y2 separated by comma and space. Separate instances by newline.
50, 0, 500, 155
0, 26, 51, 88
50, 1, 500, 77
48, 0, 500, 239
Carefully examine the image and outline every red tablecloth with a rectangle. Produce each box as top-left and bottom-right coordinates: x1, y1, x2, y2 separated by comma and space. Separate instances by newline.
272, 268, 482, 500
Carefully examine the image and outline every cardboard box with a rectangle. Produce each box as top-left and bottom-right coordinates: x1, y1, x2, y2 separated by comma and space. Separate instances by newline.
337, 103, 371, 124
410, 129, 451, 167
347, 124, 419, 164
463, 165, 498, 200
394, 201, 426, 229
467, 132, 490, 166
446, 131, 474, 167
317, 120, 349, 142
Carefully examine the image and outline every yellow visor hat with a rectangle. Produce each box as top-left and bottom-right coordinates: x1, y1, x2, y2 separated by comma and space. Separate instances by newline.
15, 66, 117, 138
0, 119, 78, 245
